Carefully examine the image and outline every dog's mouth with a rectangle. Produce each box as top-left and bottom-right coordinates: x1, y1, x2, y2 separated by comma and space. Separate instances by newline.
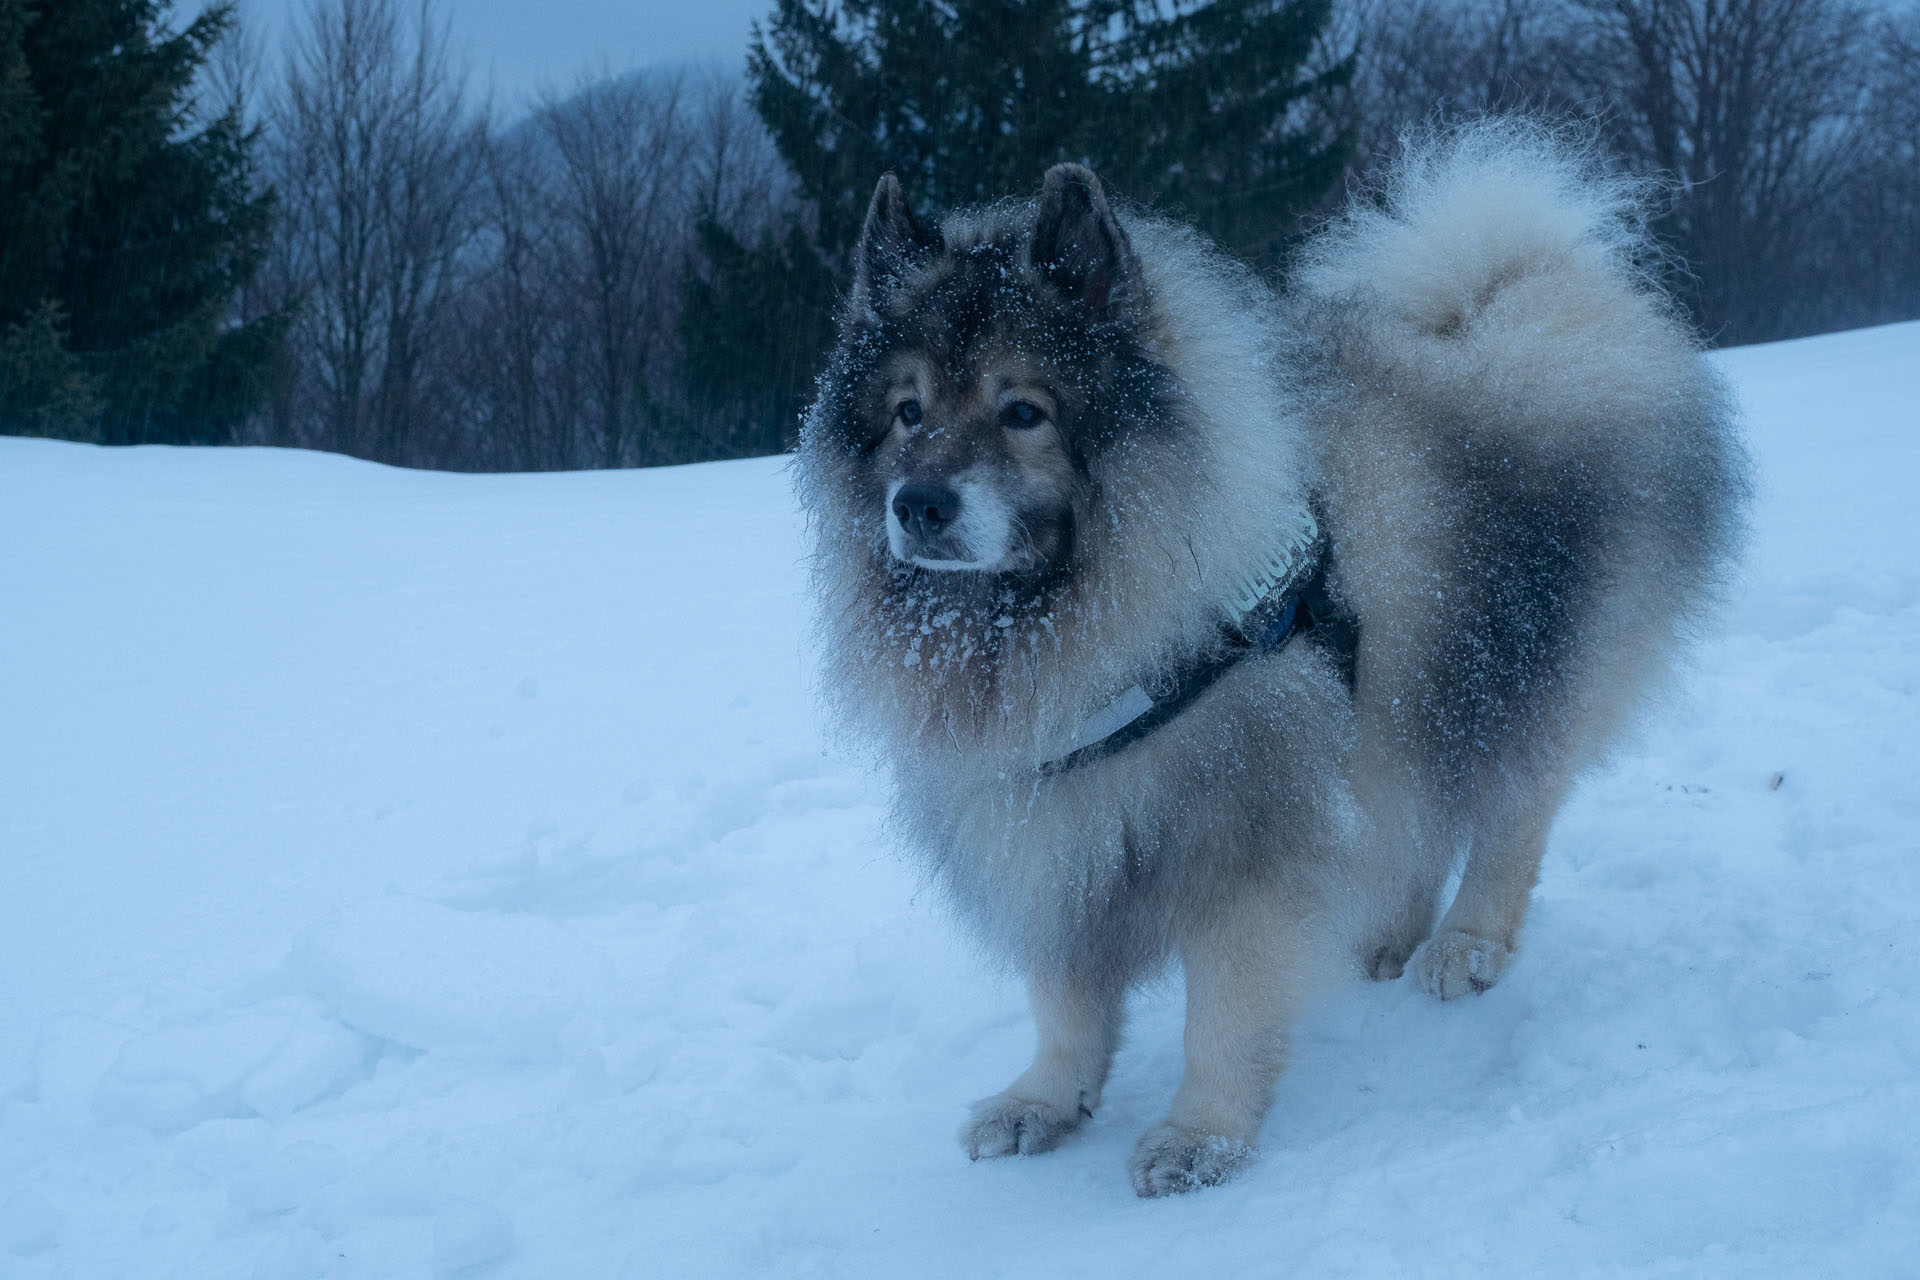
887, 520, 1072, 577
901, 543, 988, 571
891, 533, 1017, 573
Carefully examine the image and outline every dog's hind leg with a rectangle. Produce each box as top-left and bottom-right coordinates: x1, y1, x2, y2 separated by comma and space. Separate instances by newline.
1352, 767, 1448, 981
1412, 781, 1567, 1000
1364, 864, 1445, 982
1129, 883, 1323, 1196
960, 963, 1126, 1160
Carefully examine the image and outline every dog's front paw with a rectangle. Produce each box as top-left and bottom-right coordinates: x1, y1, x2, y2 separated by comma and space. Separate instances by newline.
1411, 930, 1513, 1000
1127, 1121, 1255, 1197
959, 1093, 1088, 1160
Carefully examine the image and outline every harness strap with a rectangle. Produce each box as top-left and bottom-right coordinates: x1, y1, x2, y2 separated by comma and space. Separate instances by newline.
1034, 532, 1357, 779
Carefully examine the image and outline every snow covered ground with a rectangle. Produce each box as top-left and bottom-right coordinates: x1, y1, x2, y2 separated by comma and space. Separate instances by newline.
2, 321, 1916, 1278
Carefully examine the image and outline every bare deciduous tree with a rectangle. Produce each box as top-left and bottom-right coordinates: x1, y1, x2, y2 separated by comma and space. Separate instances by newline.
1826, 8, 1920, 331
272, 0, 485, 464
687, 64, 790, 239
1338, 0, 1902, 345
536, 70, 697, 467
1342, 0, 1577, 169
448, 67, 787, 471
454, 126, 570, 470
1568, 0, 1874, 341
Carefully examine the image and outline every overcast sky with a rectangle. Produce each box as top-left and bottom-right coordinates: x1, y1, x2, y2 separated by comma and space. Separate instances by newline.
209, 0, 769, 113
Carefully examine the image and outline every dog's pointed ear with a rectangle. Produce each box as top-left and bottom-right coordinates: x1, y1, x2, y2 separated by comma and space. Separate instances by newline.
1031, 164, 1138, 322
854, 173, 942, 314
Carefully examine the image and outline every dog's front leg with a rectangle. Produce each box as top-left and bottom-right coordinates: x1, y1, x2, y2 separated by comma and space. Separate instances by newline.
959, 964, 1125, 1159
1130, 886, 1308, 1196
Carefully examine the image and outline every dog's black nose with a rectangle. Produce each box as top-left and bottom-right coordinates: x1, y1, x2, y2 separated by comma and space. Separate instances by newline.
893, 483, 961, 540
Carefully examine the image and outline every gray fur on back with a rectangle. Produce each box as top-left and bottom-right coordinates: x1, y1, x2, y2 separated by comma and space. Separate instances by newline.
1294, 124, 1749, 833
795, 120, 1749, 982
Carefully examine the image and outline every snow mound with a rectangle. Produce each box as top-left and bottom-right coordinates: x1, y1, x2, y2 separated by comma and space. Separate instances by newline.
93, 1005, 365, 1130
289, 895, 614, 1055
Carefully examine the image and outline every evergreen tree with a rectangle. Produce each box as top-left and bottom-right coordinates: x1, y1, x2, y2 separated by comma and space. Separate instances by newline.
678, 0, 1350, 452
750, 0, 1110, 260
1106, 0, 1353, 269
677, 212, 839, 459
0, 0, 282, 445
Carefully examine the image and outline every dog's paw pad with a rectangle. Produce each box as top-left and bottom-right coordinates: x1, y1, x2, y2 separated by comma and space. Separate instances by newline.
959, 1094, 1085, 1160
1411, 930, 1513, 1000
1127, 1122, 1254, 1197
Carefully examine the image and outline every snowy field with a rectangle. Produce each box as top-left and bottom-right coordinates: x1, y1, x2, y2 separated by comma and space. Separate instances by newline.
3, 322, 1917, 1278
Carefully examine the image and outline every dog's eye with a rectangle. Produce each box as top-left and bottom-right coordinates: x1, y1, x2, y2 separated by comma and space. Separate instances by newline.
896, 399, 922, 426
1003, 400, 1044, 428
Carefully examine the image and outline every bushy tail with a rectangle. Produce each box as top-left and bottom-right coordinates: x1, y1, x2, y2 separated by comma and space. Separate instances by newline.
1294, 119, 1701, 427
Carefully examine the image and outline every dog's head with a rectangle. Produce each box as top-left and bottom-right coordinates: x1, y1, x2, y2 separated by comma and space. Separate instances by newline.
806, 165, 1172, 579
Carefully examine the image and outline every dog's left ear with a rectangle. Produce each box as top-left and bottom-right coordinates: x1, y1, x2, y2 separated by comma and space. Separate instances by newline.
853, 173, 943, 316
1031, 164, 1139, 322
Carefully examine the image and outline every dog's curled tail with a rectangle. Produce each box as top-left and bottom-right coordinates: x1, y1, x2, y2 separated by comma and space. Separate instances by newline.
1294, 119, 1704, 427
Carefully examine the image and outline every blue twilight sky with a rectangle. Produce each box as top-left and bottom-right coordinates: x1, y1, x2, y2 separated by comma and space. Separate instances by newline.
202, 0, 770, 113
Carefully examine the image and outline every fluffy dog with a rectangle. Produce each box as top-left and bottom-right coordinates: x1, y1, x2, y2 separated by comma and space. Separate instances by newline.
794, 123, 1747, 1196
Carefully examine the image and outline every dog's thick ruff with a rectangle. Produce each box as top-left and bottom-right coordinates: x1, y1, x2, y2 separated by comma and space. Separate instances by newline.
795, 122, 1748, 1196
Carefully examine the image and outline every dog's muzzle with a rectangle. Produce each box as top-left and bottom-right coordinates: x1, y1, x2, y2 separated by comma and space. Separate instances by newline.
886, 477, 1011, 569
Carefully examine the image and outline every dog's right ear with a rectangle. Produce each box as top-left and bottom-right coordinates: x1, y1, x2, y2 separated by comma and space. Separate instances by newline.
853, 173, 942, 315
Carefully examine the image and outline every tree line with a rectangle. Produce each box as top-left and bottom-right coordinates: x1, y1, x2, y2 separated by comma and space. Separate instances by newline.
3, 0, 1916, 469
